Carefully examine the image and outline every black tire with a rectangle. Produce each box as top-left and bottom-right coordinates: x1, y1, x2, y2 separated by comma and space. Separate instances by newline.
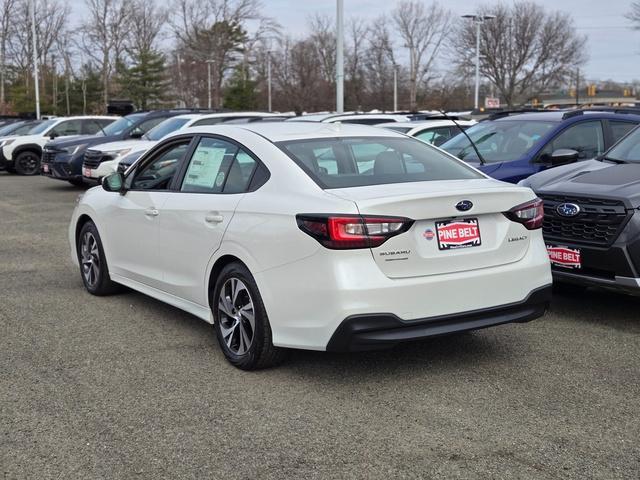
77, 221, 120, 296
213, 262, 288, 370
68, 178, 85, 187
14, 151, 41, 176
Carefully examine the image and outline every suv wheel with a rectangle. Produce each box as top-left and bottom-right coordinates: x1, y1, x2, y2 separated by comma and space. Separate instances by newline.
14, 151, 41, 175
213, 262, 288, 370
77, 221, 120, 296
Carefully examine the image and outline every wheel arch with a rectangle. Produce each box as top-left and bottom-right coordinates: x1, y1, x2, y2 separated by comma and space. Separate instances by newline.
207, 254, 251, 313
13, 143, 43, 159
74, 214, 94, 250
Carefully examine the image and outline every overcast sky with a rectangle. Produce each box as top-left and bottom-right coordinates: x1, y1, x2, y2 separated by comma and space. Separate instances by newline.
69, 0, 640, 82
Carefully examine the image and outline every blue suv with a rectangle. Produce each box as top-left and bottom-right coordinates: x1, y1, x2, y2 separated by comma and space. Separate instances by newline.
440, 109, 640, 183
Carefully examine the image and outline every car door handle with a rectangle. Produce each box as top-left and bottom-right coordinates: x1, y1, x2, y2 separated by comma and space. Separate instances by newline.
205, 213, 224, 224
145, 208, 159, 217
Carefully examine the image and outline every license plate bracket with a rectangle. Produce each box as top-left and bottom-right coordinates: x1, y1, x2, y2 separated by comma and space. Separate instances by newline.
435, 218, 481, 251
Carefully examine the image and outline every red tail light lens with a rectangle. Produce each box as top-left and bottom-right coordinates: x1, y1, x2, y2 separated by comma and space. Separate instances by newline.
504, 198, 544, 230
297, 214, 414, 249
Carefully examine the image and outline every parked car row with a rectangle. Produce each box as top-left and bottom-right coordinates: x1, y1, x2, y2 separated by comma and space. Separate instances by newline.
3, 106, 637, 370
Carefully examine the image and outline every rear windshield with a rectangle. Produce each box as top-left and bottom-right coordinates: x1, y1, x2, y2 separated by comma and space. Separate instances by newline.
277, 136, 483, 189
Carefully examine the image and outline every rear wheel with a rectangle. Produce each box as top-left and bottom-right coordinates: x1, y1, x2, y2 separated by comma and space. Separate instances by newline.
213, 262, 288, 370
14, 151, 41, 175
77, 221, 119, 296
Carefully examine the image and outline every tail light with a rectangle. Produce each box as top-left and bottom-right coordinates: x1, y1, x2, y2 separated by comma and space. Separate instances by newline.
296, 214, 414, 249
504, 198, 544, 230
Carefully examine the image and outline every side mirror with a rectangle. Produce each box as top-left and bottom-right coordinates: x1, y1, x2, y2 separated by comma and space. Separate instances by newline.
102, 172, 125, 193
49, 132, 58, 140
550, 148, 579, 166
129, 129, 144, 139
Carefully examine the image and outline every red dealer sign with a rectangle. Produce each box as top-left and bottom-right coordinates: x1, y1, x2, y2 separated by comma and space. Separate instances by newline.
546, 245, 582, 269
435, 218, 482, 250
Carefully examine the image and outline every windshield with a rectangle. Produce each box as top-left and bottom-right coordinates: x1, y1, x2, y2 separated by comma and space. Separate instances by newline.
101, 113, 146, 136
145, 117, 190, 141
28, 119, 57, 134
604, 125, 640, 163
0, 122, 25, 136
441, 120, 556, 163
278, 136, 482, 189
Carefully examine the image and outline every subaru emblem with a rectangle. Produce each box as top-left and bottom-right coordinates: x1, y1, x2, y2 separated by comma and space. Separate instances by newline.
556, 203, 580, 217
455, 200, 473, 212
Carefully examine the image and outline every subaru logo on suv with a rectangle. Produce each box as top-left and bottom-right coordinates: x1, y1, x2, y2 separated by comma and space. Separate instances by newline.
556, 203, 580, 217
455, 200, 473, 212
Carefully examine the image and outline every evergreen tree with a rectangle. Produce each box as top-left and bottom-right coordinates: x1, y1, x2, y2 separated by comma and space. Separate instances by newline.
223, 67, 258, 110
118, 49, 168, 110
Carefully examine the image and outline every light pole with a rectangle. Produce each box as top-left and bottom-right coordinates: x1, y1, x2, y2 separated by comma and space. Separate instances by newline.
336, 0, 344, 113
461, 14, 495, 110
393, 64, 398, 112
206, 59, 214, 110
267, 50, 272, 112
30, 0, 40, 119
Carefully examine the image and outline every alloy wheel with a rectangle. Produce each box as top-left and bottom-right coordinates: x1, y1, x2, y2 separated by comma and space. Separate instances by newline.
218, 278, 255, 355
81, 232, 100, 288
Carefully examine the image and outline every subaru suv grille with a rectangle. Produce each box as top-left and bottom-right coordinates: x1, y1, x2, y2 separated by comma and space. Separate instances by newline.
539, 194, 632, 247
83, 150, 111, 169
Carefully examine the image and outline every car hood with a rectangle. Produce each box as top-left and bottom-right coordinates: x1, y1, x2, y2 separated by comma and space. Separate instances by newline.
48, 134, 120, 149
526, 159, 640, 208
89, 139, 154, 153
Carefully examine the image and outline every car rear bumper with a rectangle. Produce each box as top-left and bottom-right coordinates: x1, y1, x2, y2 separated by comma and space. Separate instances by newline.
256, 233, 552, 351
326, 285, 551, 351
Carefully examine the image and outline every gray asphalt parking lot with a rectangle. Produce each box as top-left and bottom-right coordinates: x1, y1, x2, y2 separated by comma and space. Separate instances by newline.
1, 174, 639, 479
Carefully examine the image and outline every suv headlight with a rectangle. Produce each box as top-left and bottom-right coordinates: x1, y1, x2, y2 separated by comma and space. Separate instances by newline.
66, 143, 88, 156
0, 139, 15, 147
104, 148, 132, 160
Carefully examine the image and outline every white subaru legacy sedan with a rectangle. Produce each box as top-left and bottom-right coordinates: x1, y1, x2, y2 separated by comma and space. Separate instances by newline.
69, 122, 552, 369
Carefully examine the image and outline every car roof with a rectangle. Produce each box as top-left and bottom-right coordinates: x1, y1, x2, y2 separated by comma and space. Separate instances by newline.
177, 121, 404, 143
377, 119, 476, 128
491, 110, 640, 123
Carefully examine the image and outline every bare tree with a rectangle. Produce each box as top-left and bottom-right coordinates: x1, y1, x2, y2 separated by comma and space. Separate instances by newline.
80, 0, 131, 107
627, 1, 640, 27
363, 15, 397, 110
308, 14, 335, 85
0, 0, 15, 113
392, 0, 451, 110
171, 0, 271, 108
127, 0, 168, 56
453, 1, 587, 107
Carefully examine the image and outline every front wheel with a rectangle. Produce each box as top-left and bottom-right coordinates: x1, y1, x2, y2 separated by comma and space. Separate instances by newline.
77, 221, 120, 296
14, 151, 41, 175
213, 262, 288, 370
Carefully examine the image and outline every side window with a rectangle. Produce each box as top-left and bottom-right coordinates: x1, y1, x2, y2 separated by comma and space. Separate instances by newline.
131, 141, 191, 190
610, 121, 637, 143
50, 119, 82, 136
82, 119, 106, 135
540, 121, 604, 161
181, 138, 238, 193
131, 116, 166, 136
224, 150, 257, 193
415, 127, 452, 146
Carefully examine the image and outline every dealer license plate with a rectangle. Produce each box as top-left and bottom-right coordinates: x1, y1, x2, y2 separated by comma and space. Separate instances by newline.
546, 245, 581, 269
435, 218, 481, 251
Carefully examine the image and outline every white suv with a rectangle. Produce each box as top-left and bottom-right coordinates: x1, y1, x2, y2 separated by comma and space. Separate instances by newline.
0, 116, 116, 175
69, 122, 552, 370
